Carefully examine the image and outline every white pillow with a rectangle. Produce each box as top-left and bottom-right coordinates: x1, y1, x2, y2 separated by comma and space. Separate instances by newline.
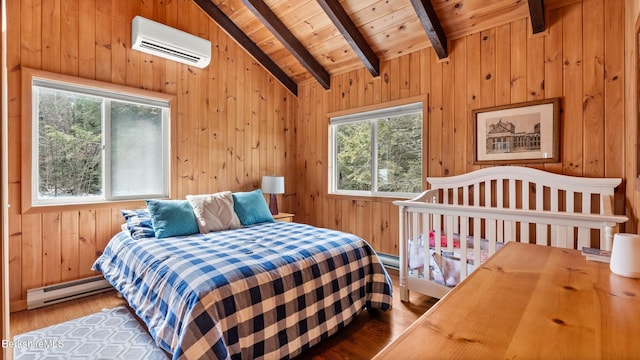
186, 191, 242, 233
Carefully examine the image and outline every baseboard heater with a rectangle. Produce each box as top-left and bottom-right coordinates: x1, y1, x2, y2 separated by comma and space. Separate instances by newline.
377, 252, 399, 271
26, 275, 113, 310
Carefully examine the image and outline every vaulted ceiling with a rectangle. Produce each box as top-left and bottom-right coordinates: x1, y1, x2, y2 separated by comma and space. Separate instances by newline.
194, 0, 571, 95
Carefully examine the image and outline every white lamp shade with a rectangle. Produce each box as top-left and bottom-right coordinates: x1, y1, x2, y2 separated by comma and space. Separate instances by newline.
610, 233, 640, 278
261, 176, 285, 194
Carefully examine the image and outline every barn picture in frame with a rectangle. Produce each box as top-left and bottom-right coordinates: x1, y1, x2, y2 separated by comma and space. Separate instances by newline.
472, 98, 560, 165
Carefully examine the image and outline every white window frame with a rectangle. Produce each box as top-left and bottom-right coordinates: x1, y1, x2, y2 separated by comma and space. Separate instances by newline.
329, 101, 423, 198
22, 68, 175, 210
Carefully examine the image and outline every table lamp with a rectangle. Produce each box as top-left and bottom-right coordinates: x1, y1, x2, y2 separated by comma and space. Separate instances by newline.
610, 233, 640, 278
261, 175, 284, 215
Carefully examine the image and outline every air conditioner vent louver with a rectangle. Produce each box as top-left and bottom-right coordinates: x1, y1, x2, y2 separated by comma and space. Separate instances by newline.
132, 16, 211, 68
139, 40, 201, 64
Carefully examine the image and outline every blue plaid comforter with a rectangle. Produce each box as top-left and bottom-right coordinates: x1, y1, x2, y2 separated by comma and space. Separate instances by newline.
92, 221, 393, 359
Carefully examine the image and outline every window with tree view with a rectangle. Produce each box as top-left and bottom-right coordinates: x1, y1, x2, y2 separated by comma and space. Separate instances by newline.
330, 102, 423, 197
32, 78, 170, 206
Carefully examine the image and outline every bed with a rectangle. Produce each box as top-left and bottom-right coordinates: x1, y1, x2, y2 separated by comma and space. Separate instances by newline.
93, 194, 392, 360
393, 166, 628, 301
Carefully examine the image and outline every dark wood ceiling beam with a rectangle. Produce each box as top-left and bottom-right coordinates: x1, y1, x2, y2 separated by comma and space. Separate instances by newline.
410, 0, 448, 59
316, 0, 379, 78
242, 0, 331, 89
528, 0, 546, 34
192, 0, 298, 96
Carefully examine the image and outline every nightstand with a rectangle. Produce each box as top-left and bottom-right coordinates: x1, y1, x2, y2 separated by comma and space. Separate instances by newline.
273, 212, 294, 222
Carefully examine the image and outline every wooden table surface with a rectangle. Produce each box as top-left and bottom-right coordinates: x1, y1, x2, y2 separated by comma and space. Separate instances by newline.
373, 242, 640, 359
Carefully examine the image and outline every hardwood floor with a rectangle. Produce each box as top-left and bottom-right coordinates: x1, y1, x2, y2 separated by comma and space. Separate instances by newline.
10, 291, 128, 336
10, 270, 437, 359
298, 270, 437, 359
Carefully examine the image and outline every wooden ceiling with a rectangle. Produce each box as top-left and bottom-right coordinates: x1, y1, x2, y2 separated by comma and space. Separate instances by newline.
194, 0, 576, 95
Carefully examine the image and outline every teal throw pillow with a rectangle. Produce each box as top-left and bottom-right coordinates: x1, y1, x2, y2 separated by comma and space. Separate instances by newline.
145, 199, 199, 238
232, 189, 275, 226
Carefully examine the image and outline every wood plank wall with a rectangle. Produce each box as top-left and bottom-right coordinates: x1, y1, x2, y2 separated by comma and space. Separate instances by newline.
295, 0, 629, 256
4, 0, 638, 313
626, 0, 640, 234
6, 0, 297, 311
1, 0, 6, 351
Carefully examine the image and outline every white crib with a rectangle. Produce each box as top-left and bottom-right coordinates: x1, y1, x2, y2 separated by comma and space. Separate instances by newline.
393, 166, 628, 301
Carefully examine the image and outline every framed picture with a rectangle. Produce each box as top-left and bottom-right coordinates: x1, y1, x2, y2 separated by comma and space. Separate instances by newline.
472, 98, 560, 165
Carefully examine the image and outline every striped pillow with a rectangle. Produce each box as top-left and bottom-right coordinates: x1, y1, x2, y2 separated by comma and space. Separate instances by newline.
121, 209, 155, 239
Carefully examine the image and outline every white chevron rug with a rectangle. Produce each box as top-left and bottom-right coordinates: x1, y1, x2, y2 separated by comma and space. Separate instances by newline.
13, 306, 168, 359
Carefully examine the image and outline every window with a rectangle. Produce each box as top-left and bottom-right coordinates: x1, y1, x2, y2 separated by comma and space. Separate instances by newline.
329, 102, 423, 197
24, 69, 173, 208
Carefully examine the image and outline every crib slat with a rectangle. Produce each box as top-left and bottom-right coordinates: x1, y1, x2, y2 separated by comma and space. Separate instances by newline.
411, 211, 419, 280
451, 188, 459, 231
497, 179, 504, 209
399, 207, 409, 301
521, 180, 530, 243
473, 217, 482, 268
509, 179, 516, 208
485, 181, 496, 242
566, 191, 576, 248
497, 179, 505, 243
474, 240, 482, 270
556, 224, 568, 248
506, 179, 516, 241
535, 183, 544, 210
485, 180, 492, 207
434, 211, 441, 254
567, 191, 575, 213
577, 228, 590, 248
577, 193, 592, 248
473, 213, 482, 251
578, 227, 591, 249
473, 183, 480, 207
550, 187, 559, 212
550, 187, 559, 247
535, 183, 547, 246
445, 215, 455, 253
536, 224, 549, 246
459, 217, 468, 280
422, 209, 430, 274
603, 225, 613, 250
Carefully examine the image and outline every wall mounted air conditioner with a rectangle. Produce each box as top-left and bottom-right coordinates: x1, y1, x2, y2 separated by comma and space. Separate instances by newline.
131, 15, 211, 68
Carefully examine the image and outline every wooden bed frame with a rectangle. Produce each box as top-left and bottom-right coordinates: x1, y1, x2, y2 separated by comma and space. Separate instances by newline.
393, 166, 628, 301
